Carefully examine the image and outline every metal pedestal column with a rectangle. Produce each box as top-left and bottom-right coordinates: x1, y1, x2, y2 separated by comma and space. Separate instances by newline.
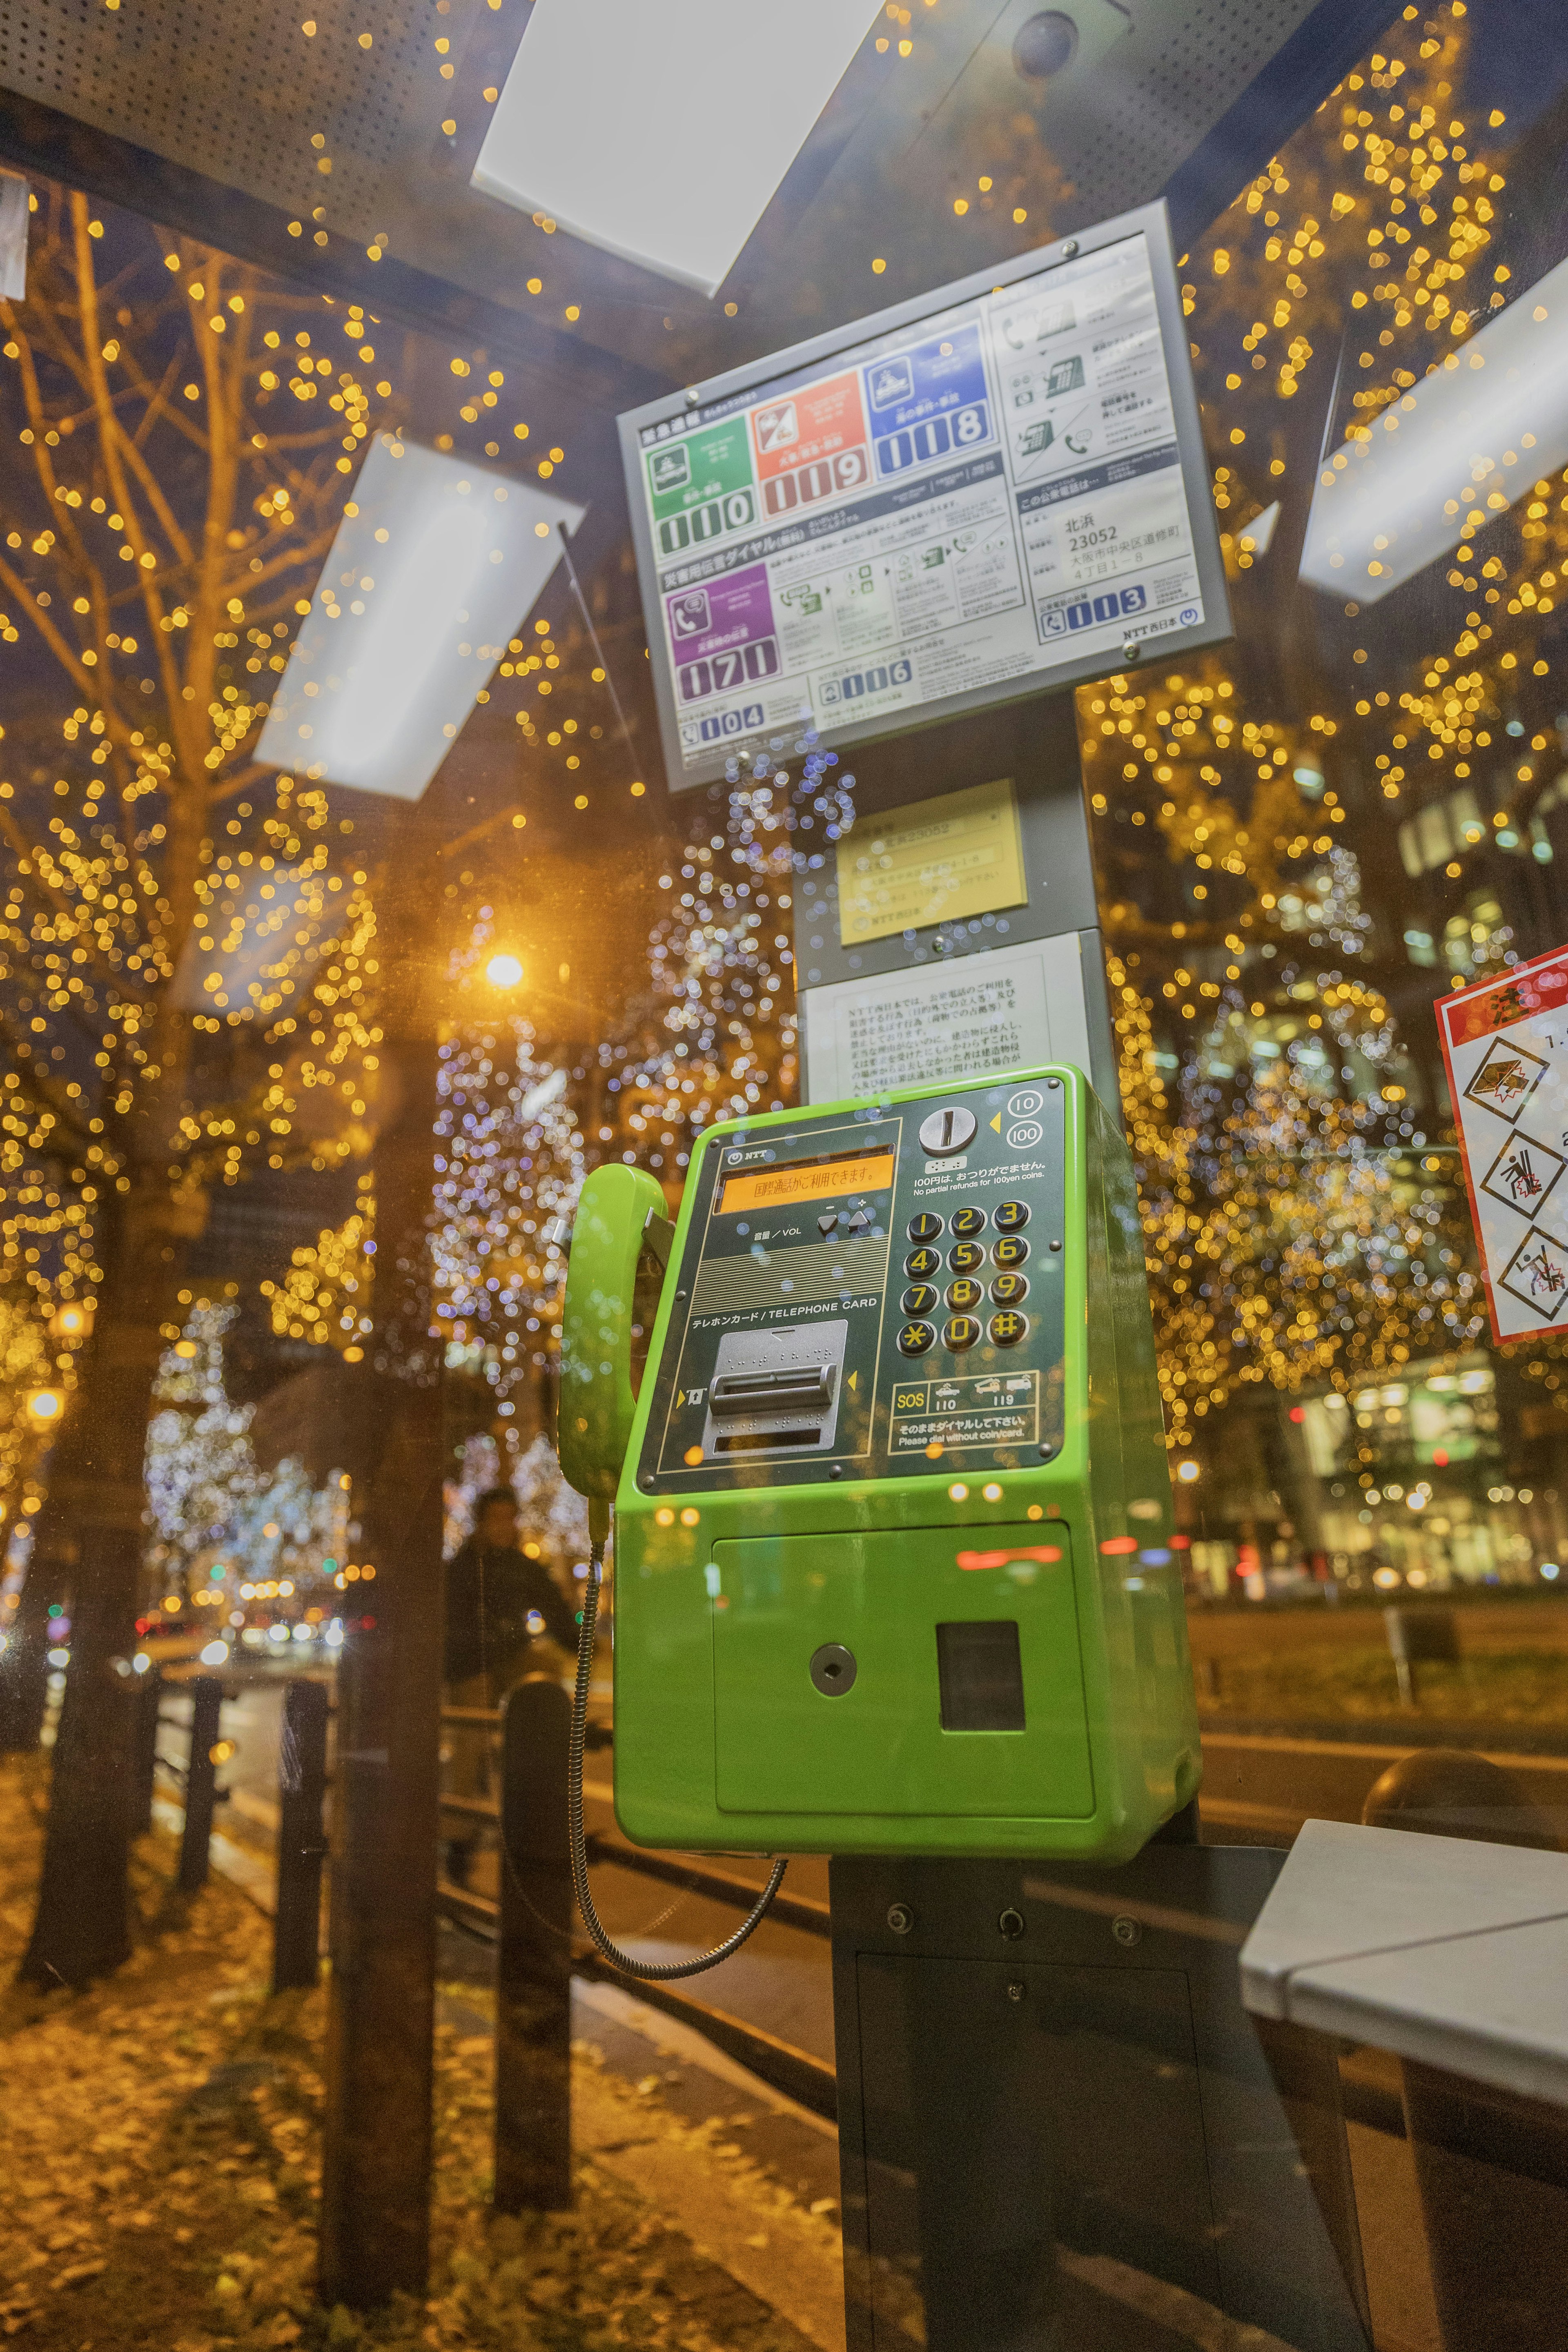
830, 1846, 1372, 2352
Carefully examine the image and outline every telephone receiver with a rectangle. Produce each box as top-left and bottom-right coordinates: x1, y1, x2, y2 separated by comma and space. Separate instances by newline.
554, 1163, 790, 1984
558, 1164, 675, 1529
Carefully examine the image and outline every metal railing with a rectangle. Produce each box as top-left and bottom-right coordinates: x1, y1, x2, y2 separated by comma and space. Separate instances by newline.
437, 1693, 838, 2140
150, 1678, 838, 2194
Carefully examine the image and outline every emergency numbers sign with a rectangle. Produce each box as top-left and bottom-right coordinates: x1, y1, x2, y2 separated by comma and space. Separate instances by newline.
620, 199, 1230, 790
1437, 941, 1568, 1341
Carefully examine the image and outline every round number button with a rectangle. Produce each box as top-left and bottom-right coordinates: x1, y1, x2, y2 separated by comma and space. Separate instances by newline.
907, 1211, 944, 1241
995, 1200, 1030, 1232
902, 1283, 939, 1316
990, 1310, 1029, 1347
991, 1271, 1029, 1307
943, 1314, 982, 1352
946, 1276, 983, 1311
950, 1205, 987, 1237
898, 1321, 936, 1356
949, 1240, 984, 1274
905, 1245, 941, 1278
993, 1235, 1030, 1270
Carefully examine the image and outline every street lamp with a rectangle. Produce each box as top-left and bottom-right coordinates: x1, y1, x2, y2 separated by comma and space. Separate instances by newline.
486, 953, 524, 989
24, 1389, 63, 1425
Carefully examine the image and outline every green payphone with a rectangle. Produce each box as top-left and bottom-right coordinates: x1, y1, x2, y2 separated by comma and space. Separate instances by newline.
559, 1063, 1200, 1975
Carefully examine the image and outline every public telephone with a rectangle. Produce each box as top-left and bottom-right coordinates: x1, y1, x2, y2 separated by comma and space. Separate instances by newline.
558, 1063, 1200, 1936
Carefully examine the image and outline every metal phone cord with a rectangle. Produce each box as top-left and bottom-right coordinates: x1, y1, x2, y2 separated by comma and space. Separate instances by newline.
568, 1535, 786, 1981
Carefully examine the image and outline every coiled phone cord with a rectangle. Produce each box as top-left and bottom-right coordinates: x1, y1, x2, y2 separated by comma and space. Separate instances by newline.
569, 1534, 788, 1981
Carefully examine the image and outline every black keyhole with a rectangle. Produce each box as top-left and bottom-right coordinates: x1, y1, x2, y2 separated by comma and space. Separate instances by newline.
810, 1642, 858, 1696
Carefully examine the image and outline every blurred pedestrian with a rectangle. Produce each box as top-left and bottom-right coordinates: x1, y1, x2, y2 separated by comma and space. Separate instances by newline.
442, 1485, 578, 1888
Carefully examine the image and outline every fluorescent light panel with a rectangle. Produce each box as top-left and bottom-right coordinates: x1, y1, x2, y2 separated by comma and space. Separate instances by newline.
1300, 256, 1568, 604
472, 0, 884, 298
258, 434, 584, 802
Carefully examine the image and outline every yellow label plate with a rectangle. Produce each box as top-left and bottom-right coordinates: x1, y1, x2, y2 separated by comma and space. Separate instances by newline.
835, 776, 1026, 946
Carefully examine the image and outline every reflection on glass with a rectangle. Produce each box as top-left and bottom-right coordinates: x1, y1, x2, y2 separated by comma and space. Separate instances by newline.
1083, 9, 1568, 1653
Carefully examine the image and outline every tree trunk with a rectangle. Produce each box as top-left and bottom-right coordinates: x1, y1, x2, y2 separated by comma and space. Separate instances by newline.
318, 926, 443, 2306
17, 1168, 203, 1988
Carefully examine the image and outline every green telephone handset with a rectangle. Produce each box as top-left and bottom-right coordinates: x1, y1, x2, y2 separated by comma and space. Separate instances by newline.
556, 1159, 789, 1982
558, 1163, 670, 1540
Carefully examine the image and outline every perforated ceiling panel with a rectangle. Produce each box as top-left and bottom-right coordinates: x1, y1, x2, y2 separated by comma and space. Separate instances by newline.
0, 0, 1371, 390
0, 0, 442, 240
895, 0, 1328, 243
1074, 0, 1329, 209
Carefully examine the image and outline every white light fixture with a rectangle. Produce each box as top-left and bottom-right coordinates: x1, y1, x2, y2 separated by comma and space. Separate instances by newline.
257, 434, 584, 802
472, 0, 884, 297
1301, 257, 1568, 604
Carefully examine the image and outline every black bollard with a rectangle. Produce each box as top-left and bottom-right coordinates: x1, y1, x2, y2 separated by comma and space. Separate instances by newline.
274, 1678, 330, 1992
132, 1664, 161, 1837
1381, 1606, 1459, 1710
493, 1675, 573, 2214
178, 1675, 223, 1894
1362, 1748, 1568, 2349
1361, 1745, 1558, 1850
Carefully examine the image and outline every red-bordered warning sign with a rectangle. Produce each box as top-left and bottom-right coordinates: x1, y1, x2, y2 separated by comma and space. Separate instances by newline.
1436, 942, 1568, 1343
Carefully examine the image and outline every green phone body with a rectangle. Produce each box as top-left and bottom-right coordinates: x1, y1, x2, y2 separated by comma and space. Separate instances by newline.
559, 1065, 1200, 1862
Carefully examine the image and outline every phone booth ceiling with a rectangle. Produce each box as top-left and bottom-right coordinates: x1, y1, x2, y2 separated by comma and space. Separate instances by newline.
0, 0, 1394, 408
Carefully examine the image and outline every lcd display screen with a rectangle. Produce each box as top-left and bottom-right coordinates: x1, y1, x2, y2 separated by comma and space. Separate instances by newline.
719, 1149, 895, 1216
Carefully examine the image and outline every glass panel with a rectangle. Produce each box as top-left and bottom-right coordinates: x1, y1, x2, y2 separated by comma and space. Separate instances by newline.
7, 8, 1568, 2352
1094, 11, 1568, 1809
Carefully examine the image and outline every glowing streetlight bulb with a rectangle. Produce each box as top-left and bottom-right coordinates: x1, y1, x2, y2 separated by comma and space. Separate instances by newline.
486, 953, 523, 989
25, 1389, 63, 1423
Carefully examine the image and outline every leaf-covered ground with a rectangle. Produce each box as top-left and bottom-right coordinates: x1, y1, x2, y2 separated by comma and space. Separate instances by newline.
0, 1757, 827, 2351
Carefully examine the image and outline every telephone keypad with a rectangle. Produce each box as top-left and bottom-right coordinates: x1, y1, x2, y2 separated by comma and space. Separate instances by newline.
907, 1212, 944, 1241
950, 1205, 987, 1237
993, 1235, 1030, 1270
898, 1321, 937, 1356
945, 1277, 983, 1311
994, 1200, 1030, 1233
905, 1245, 941, 1278
990, 1272, 1029, 1307
943, 1314, 982, 1352
989, 1310, 1029, 1347
948, 1241, 984, 1274
902, 1283, 939, 1316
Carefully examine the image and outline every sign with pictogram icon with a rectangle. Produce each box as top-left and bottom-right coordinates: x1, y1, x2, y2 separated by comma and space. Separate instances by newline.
622, 197, 1231, 791
1437, 940, 1568, 1341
